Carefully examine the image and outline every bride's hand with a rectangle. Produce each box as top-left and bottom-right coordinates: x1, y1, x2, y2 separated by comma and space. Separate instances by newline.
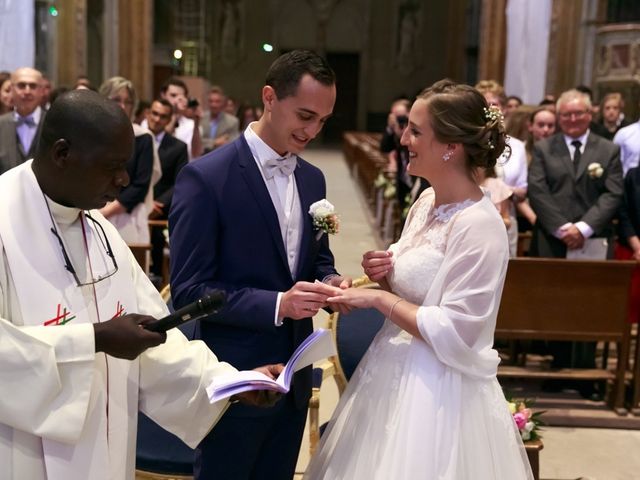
326, 287, 381, 310
362, 250, 393, 281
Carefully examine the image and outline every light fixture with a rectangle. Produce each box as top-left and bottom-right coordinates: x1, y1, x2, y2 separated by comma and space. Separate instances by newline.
173, 49, 183, 60
262, 43, 274, 53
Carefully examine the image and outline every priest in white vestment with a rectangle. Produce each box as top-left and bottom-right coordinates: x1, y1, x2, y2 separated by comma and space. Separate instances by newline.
0, 90, 278, 480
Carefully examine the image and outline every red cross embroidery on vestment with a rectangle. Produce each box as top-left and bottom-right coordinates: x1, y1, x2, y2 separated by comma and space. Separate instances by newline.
111, 301, 126, 319
44, 303, 76, 326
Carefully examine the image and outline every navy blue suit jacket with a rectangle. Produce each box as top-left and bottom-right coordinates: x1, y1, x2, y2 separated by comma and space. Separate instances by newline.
169, 135, 337, 414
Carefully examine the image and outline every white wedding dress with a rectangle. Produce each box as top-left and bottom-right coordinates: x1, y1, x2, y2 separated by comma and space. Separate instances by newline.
305, 189, 533, 480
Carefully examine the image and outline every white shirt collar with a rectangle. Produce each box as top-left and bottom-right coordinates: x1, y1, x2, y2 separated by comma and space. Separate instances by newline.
13, 105, 42, 124
243, 122, 293, 168
563, 130, 590, 151
155, 131, 166, 144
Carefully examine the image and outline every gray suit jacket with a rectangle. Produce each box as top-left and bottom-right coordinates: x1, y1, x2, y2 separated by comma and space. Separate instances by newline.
200, 111, 239, 152
528, 131, 623, 257
0, 111, 45, 175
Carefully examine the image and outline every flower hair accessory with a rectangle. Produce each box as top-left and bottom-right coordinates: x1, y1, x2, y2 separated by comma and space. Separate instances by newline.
309, 199, 339, 240
483, 105, 504, 124
587, 162, 604, 179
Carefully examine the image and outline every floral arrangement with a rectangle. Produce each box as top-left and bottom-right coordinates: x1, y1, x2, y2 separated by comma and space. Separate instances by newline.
309, 199, 339, 240
506, 396, 544, 442
374, 173, 396, 200
587, 162, 604, 179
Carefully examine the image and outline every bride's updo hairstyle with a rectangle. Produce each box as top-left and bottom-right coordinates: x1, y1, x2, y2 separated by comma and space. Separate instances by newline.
418, 79, 509, 173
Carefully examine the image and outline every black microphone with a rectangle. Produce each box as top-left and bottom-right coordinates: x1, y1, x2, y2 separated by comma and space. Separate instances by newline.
145, 291, 226, 332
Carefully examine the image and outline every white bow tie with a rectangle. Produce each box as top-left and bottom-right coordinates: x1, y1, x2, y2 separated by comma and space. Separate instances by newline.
263, 156, 297, 179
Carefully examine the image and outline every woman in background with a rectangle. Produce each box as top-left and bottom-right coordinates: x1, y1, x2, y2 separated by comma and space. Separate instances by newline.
99, 77, 161, 244
0, 72, 13, 115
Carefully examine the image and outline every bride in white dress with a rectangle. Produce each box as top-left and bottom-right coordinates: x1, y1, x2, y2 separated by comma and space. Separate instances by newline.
306, 80, 534, 479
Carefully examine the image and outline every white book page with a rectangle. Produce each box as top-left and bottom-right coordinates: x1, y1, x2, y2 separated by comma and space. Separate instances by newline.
566, 238, 608, 260
206, 329, 336, 403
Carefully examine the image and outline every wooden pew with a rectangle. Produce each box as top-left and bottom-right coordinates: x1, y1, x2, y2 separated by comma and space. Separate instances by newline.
495, 258, 635, 414
128, 243, 152, 275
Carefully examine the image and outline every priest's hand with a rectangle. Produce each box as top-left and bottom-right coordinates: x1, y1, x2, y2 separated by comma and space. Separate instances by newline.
94, 314, 167, 360
231, 364, 284, 408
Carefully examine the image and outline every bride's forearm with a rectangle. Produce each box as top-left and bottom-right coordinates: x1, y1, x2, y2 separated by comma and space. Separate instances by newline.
373, 291, 420, 338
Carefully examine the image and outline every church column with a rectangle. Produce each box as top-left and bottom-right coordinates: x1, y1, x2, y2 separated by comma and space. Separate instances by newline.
118, 0, 153, 101
56, 0, 87, 86
545, 0, 601, 96
477, 0, 507, 82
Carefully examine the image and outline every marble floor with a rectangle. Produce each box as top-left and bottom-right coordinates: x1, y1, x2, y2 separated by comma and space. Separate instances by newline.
294, 147, 640, 480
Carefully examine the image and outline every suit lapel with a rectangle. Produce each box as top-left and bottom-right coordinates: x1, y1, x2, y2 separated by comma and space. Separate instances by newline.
294, 161, 313, 280
236, 137, 291, 276
575, 134, 597, 180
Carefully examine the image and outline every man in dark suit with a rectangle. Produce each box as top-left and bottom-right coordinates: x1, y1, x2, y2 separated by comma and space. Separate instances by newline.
145, 98, 188, 279
528, 88, 623, 397
170, 50, 350, 480
0, 67, 45, 174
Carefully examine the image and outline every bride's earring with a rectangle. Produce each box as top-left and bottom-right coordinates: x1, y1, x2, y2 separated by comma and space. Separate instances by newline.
442, 150, 453, 162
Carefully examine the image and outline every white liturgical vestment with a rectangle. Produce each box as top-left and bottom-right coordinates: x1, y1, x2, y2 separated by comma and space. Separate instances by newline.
0, 161, 235, 480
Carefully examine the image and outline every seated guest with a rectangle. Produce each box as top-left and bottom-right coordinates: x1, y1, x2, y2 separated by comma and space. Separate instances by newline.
591, 92, 630, 141
145, 98, 188, 279
99, 76, 161, 244
200, 85, 240, 153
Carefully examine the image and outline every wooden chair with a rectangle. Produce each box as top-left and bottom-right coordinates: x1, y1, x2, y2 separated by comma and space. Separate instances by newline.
148, 219, 170, 289
495, 258, 636, 414
309, 277, 385, 455
135, 285, 195, 480
128, 243, 152, 275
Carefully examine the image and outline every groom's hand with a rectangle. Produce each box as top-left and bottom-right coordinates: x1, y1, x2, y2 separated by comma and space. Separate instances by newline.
325, 275, 353, 314
280, 281, 339, 319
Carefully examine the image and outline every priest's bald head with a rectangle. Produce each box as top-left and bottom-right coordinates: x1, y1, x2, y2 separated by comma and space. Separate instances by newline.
32, 89, 132, 210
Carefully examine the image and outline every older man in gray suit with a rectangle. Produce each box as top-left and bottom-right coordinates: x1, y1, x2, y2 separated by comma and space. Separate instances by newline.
529, 88, 623, 258
200, 85, 239, 153
0, 67, 45, 174
528, 88, 623, 397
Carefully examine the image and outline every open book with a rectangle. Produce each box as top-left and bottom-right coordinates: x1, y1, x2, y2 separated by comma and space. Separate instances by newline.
206, 329, 336, 403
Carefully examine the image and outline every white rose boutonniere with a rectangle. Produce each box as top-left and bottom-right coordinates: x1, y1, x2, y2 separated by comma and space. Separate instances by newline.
587, 162, 604, 179
309, 199, 339, 240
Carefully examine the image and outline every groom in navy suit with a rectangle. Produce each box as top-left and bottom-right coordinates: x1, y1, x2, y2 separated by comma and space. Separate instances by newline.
169, 50, 350, 480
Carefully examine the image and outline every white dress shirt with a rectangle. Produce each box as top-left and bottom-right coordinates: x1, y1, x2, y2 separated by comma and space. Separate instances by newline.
244, 123, 303, 325
614, 120, 640, 175
14, 106, 42, 154
555, 130, 593, 239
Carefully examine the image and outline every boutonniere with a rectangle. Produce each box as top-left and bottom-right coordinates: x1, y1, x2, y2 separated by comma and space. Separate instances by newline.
587, 162, 604, 179
309, 199, 339, 240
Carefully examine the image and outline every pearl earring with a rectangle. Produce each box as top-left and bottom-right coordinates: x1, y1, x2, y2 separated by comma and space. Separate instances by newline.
442, 151, 452, 162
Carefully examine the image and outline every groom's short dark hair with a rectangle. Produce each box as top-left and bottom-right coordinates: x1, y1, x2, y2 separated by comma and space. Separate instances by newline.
266, 49, 335, 100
